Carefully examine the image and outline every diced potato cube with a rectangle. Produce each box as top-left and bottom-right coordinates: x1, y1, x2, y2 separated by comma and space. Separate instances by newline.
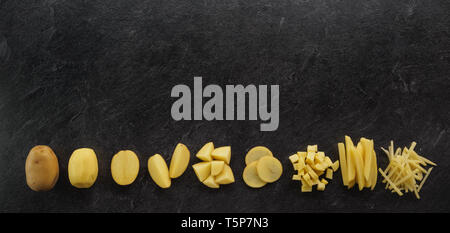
297, 160, 306, 171
297, 151, 307, 161
321, 178, 328, 185
289, 154, 299, 164
326, 168, 333, 179
324, 156, 333, 168
306, 165, 319, 180
317, 181, 326, 191
302, 173, 313, 187
313, 163, 326, 172
306, 152, 315, 165
317, 151, 325, 161
301, 184, 312, 192
307, 145, 318, 153
331, 161, 340, 172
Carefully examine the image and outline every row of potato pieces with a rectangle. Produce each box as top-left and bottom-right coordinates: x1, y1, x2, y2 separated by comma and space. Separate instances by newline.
25, 142, 234, 190
26, 142, 285, 190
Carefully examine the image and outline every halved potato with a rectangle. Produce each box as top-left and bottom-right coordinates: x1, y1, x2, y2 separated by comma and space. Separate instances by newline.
245, 146, 273, 165
148, 154, 171, 188
169, 143, 190, 178
256, 156, 282, 183
111, 150, 140, 185
243, 161, 267, 188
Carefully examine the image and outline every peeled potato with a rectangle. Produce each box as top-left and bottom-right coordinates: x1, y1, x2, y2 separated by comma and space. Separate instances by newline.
169, 143, 190, 178
243, 161, 267, 188
215, 164, 235, 184
211, 146, 231, 164
192, 162, 211, 182
25, 145, 59, 191
203, 175, 219, 188
256, 156, 282, 183
111, 150, 139, 185
148, 154, 171, 188
245, 146, 273, 165
68, 148, 98, 188
196, 142, 214, 161
211, 160, 224, 176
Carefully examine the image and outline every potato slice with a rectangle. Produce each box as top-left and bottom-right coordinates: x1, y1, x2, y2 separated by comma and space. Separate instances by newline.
211, 146, 231, 164
196, 142, 214, 162
245, 146, 273, 165
203, 175, 220, 188
243, 161, 267, 188
215, 164, 235, 184
169, 143, 190, 178
256, 156, 283, 183
211, 160, 225, 176
111, 150, 140, 185
148, 154, 171, 188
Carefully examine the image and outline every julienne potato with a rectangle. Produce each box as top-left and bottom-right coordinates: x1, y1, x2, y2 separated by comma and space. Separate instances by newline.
243, 146, 282, 188
379, 141, 436, 199
192, 142, 235, 188
25, 145, 59, 191
68, 148, 99, 188
148, 143, 190, 188
338, 136, 377, 190
111, 150, 140, 186
289, 145, 339, 192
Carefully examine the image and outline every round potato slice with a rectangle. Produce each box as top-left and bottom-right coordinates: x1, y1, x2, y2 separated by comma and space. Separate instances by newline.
256, 156, 282, 183
245, 146, 273, 165
243, 161, 267, 188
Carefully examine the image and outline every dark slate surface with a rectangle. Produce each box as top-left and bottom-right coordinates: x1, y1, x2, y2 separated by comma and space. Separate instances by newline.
0, 0, 449, 213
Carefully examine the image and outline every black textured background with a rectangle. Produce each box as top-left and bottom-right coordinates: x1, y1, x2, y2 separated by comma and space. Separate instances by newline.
0, 0, 449, 213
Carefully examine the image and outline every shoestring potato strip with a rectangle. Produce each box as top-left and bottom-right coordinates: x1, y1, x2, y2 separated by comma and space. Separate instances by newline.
379, 141, 436, 199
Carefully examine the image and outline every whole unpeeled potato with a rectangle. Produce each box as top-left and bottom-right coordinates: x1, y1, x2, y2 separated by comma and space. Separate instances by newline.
25, 145, 59, 191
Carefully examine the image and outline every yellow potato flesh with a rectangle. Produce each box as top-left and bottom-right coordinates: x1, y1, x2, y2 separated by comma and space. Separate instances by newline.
169, 143, 190, 178
148, 154, 171, 188
243, 161, 267, 188
68, 148, 98, 188
25, 145, 59, 191
245, 146, 273, 165
196, 142, 214, 162
203, 175, 219, 188
215, 164, 235, 184
211, 146, 231, 164
211, 160, 225, 176
192, 162, 211, 182
111, 150, 139, 186
256, 156, 282, 183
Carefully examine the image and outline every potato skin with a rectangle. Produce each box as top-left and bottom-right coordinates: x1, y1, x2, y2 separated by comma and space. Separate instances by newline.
25, 145, 59, 191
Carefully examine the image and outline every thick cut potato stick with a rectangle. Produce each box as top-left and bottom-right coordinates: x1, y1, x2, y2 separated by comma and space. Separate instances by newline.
338, 143, 348, 186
